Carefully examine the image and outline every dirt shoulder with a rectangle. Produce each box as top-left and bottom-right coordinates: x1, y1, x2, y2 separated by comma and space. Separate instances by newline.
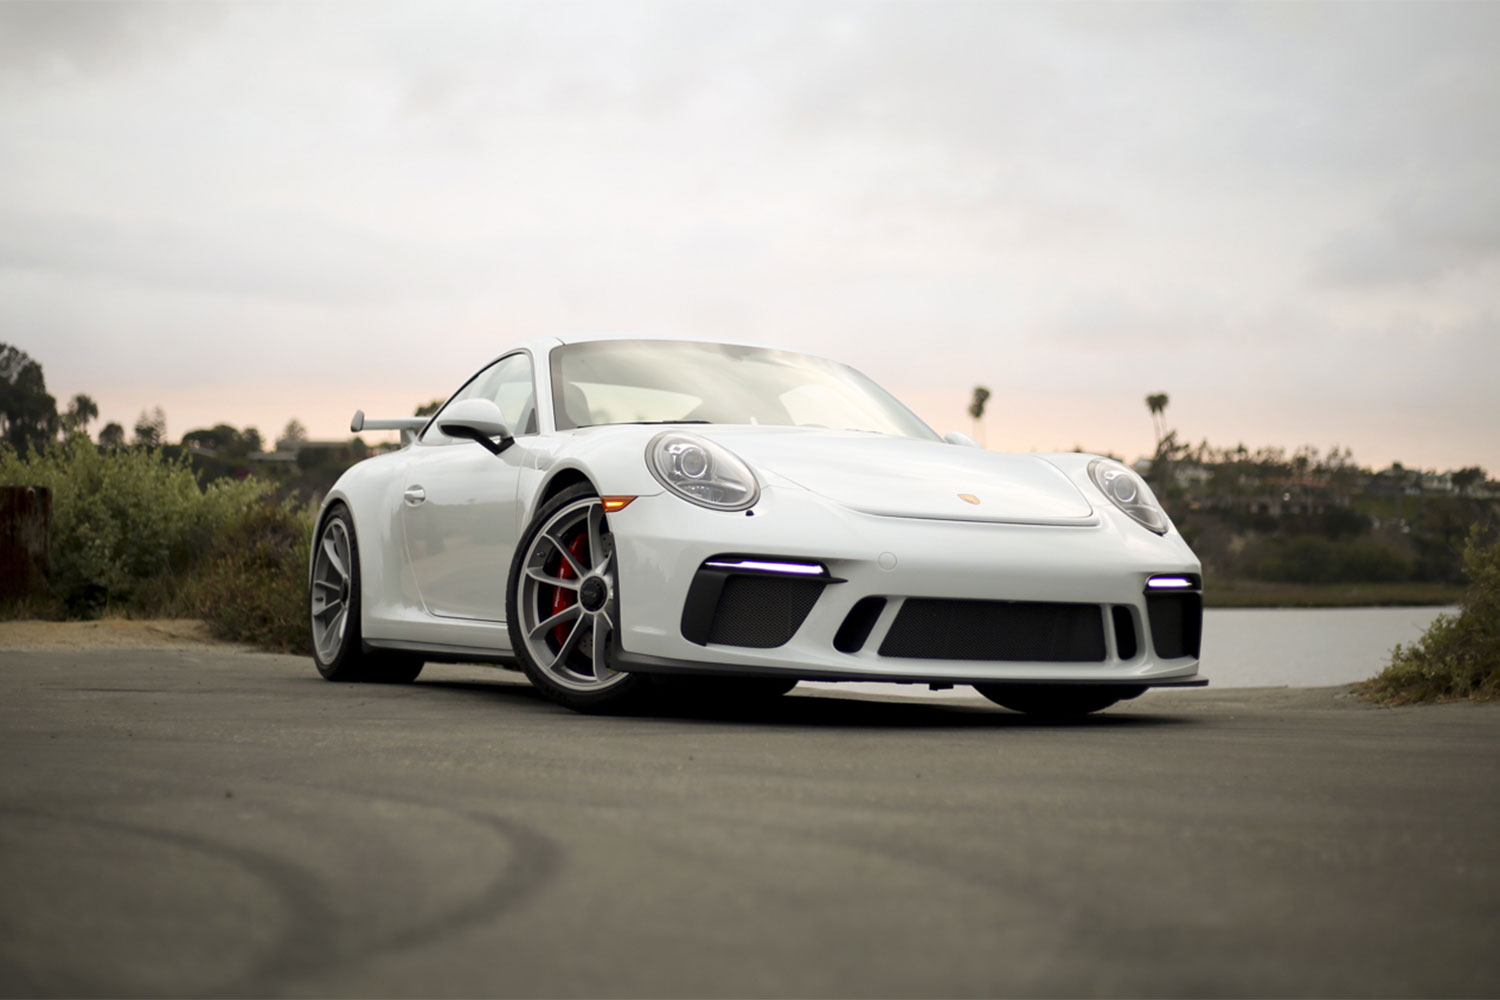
0, 618, 224, 652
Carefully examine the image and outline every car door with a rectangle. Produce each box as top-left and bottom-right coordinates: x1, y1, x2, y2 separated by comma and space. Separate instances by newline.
400, 352, 539, 621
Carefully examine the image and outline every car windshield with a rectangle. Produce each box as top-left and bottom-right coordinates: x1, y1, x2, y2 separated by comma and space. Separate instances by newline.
550, 340, 940, 440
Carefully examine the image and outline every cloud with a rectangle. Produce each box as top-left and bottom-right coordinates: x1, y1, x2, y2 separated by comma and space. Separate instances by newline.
1314, 188, 1500, 286
0, 1, 219, 87
1, 1, 1497, 472
0, 210, 501, 305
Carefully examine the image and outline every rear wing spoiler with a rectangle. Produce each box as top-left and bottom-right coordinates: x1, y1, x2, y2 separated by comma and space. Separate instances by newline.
350, 410, 427, 445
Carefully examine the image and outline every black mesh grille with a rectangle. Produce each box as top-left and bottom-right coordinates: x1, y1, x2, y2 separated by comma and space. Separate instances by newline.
705, 576, 824, 649
878, 599, 1106, 662
1147, 593, 1202, 659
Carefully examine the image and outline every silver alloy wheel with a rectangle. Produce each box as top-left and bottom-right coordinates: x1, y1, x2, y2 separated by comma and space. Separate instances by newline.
516, 497, 625, 692
310, 516, 354, 663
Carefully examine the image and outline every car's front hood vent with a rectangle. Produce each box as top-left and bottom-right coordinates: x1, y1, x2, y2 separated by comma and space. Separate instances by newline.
707, 429, 1098, 526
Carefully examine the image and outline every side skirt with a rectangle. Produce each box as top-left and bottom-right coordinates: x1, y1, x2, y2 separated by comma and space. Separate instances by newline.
364, 637, 519, 667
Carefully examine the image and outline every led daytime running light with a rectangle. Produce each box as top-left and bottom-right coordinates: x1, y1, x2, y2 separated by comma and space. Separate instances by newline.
704, 559, 825, 576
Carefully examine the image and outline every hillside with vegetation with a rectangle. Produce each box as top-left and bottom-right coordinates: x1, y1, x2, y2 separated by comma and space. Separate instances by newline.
1126, 393, 1495, 605
5, 342, 1498, 663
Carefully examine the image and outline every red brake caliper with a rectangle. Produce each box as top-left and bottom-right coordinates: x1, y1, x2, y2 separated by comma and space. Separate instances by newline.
551, 532, 590, 646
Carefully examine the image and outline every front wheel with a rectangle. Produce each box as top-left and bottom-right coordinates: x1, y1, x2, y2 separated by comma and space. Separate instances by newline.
974, 684, 1141, 719
507, 485, 652, 713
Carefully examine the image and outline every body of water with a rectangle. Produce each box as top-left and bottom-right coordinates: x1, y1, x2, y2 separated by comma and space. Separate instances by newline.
800, 606, 1454, 701
1201, 605, 1451, 689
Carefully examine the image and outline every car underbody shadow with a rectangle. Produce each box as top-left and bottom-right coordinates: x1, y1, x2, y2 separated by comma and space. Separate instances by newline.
408, 673, 1196, 730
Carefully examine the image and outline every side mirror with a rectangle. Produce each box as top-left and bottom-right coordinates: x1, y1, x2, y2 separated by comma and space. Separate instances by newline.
944, 430, 981, 448
437, 398, 513, 456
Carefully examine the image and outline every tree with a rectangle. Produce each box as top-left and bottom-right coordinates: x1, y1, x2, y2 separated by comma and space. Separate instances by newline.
99, 422, 126, 448
277, 418, 308, 451
0, 342, 60, 455
62, 393, 99, 442
182, 423, 262, 457
967, 386, 990, 445
415, 399, 443, 418
1145, 393, 1170, 447
133, 406, 167, 447
1142, 394, 1185, 496
1452, 466, 1486, 497
183, 424, 236, 453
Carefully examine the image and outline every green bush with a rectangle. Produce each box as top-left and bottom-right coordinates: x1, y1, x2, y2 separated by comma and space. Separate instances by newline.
1361, 526, 1500, 704
1253, 534, 1413, 584
0, 439, 265, 615
195, 500, 313, 654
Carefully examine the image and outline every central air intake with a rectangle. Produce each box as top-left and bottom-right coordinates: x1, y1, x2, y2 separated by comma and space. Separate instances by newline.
878, 598, 1107, 662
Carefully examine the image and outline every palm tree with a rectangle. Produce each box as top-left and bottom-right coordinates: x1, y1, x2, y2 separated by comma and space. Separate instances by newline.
1145, 393, 1169, 446
968, 386, 991, 446
63, 393, 98, 441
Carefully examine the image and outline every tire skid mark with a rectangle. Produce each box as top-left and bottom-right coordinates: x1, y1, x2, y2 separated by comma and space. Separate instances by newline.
0, 805, 338, 998
229, 802, 563, 996
0, 799, 563, 998
706, 805, 1063, 919
229, 805, 563, 997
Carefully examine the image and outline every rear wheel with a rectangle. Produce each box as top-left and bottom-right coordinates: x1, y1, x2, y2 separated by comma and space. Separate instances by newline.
974, 684, 1139, 718
310, 506, 423, 683
507, 485, 652, 713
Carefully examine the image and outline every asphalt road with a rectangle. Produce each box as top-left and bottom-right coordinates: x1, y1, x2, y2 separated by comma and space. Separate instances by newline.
2, 646, 1498, 998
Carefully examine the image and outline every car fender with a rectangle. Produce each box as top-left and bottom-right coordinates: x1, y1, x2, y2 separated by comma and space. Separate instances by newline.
1038, 451, 1200, 564
315, 448, 415, 632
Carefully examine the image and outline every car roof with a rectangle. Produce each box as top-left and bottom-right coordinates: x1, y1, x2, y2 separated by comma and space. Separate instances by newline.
503, 331, 835, 360
551, 331, 768, 348
483, 334, 851, 385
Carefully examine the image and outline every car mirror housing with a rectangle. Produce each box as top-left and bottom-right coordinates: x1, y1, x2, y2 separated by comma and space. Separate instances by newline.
437, 398, 513, 455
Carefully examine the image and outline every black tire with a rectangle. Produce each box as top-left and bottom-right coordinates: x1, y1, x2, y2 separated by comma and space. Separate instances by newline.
309, 505, 424, 684
973, 684, 1140, 719
506, 484, 653, 713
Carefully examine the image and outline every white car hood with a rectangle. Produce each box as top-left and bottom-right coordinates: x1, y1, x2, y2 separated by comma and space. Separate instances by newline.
702, 428, 1097, 526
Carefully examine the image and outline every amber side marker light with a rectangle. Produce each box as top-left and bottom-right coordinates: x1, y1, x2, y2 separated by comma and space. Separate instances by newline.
601, 496, 636, 513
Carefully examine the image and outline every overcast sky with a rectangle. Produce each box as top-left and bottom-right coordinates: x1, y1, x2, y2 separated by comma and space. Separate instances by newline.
3, 0, 1497, 470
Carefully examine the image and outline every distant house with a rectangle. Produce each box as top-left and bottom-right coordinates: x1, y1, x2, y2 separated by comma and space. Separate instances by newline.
250, 438, 369, 471
1420, 471, 1456, 495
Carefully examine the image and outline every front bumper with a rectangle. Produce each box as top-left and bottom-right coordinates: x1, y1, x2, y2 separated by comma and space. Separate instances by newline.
607, 487, 1205, 687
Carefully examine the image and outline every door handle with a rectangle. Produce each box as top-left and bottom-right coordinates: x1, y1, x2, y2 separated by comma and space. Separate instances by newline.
403, 485, 426, 506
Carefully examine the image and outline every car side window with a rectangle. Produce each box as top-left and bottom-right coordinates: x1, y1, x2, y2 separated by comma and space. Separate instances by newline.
425, 353, 538, 444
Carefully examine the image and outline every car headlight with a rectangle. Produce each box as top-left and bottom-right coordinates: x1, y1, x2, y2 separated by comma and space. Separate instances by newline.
647, 432, 760, 511
1088, 459, 1169, 534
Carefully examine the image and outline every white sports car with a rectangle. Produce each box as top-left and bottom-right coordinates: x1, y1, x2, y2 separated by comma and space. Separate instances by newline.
310, 335, 1205, 716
